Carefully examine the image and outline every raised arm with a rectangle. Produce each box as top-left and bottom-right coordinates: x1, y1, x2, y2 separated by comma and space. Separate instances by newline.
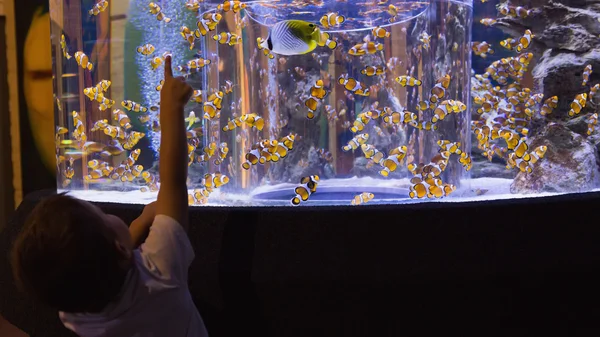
155, 56, 193, 230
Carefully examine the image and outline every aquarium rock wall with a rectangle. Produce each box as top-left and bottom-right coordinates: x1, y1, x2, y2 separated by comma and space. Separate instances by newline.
491, 0, 600, 193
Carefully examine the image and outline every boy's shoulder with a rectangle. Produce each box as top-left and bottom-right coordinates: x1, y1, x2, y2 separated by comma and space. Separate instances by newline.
137, 215, 195, 285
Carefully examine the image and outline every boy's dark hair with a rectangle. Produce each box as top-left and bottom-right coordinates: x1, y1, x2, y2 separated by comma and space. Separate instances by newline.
11, 193, 128, 313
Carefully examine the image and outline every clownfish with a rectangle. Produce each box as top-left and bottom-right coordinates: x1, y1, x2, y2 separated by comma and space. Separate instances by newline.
351, 192, 375, 206
320, 12, 345, 29
568, 93, 587, 117
60, 34, 71, 59
218, 0, 247, 13
291, 175, 319, 206
137, 43, 155, 56
395, 75, 422, 87
74, 51, 93, 71
149, 2, 172, 23
372, 26, 390, 38
361, 66, 385, 77
342, 133, 369, 152
89, 0, 109, 16
582, 65, 593, 86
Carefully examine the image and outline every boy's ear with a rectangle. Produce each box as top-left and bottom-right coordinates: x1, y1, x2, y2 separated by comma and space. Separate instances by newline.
114, 241, 132, 261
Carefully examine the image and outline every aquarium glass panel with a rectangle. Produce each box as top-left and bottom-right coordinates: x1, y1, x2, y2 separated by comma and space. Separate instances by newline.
50, 0, 599, 206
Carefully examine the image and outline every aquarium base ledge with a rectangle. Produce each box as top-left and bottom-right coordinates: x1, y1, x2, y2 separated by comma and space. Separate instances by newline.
4, 189, 600, 336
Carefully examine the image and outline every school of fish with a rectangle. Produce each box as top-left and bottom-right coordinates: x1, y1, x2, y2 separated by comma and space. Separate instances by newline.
55, 0, 577, 205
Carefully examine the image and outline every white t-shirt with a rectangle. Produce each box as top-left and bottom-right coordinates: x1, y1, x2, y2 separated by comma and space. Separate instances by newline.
59, 215, 208, 337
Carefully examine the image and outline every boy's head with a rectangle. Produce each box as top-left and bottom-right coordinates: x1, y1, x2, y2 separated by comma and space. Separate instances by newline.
11, 193, 133, 313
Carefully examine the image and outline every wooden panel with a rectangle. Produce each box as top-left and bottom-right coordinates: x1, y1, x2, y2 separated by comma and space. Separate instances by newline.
0, 16, 14, 229
5, 0, 23, 208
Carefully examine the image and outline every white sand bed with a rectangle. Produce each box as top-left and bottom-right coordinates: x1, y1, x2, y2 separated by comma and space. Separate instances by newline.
63, 176, 600, 207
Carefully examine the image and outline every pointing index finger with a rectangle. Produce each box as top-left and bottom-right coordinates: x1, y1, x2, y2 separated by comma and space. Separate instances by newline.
164, 55, 173, 79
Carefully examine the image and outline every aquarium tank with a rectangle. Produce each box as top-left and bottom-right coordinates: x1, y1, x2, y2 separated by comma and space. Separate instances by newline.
50, 0, 600, 206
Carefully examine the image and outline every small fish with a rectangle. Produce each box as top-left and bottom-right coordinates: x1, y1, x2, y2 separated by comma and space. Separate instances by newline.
380, 149, 408, 177
310, 79, 328, 99
222, 117, 242, 131
585, 113, 598, 136
156, 80, 164, 91
372, 26, 390, 38
203, 91, 224, 119
291, 175, 319, 206
221, 80, 234, 94
506, 152, 532, 173
387, 4, 398, 22
429, 74, 451, 104
432, 100, 466, 123
204, 173, 230, 193
137, 44, 155, 56
479, 18, 497, 26
525, 93, 544, 108
190, 90, 203, 103
305, 97, 319, 119
180, 26, 200, 50
568, 93, 587, 117
89, 0, 109, 16
361, 66, 385, 77
318, 32, 337, 50
185, 0, 203, 11
523, 146, 548, 165
185, 111, 201, 129
395, 75, 421, 87
348, 41, 383, 56
383, 111, 417, 125
218, 0, 247, 13
513, 137, 529, 158
213, 32, 242, 46
499, 37, 517, 51
459, 152, 472, 171
112, 109, 132, 129
516, 29, 534, 52
540, 96, 558, 116
74, 51, 93, 71
177, 57, 211, 73
472, 41, 494, 58
149, 2, 172, 23
437, 140, 462, 155
122, 100, 148, 113
590, 84, 600, 102
343, 133, 369, 152
56, 126, 68, 135
361, 144, 385, 164
419, 32, 431, 50
498, 4, 530, 18
214, 142, 230, 165
411, 120, 438, 131
197, 13, 222, 36
258, 20, 332, 56
351, 192, 375, 206
241, 113, 265, 131
338, 74, 370, 96
150, 52, 171, 70
60, 34, 71, 59
582, 64, 593, 86
319, 12, 345, 29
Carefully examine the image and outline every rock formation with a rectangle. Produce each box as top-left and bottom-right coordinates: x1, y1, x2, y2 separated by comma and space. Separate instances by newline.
511, 123, 599, 193
482, 0, 600, 193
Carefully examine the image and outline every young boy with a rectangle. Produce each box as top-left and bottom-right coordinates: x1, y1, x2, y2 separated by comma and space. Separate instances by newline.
10, 57, 207, 337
